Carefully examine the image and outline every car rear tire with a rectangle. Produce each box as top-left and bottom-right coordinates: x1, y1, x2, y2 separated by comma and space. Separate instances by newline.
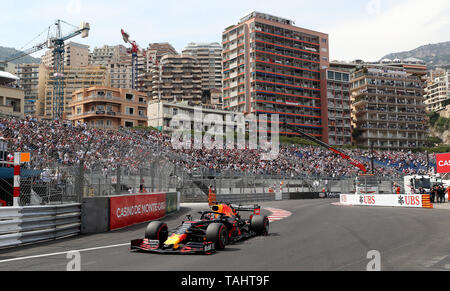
206, 223, 228, 250
251, 215, 269, 236
145, 221, 169, 244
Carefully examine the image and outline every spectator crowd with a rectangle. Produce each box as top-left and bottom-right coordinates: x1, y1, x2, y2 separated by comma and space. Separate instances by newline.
0, 116, 437, 179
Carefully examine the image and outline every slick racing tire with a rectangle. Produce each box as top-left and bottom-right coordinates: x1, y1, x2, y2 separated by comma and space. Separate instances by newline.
206, 223, 228, 250
251, 215, 270, 236
145, 221, 169, 244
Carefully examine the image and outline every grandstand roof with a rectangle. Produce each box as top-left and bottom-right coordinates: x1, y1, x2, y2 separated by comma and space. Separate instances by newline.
0, 71, 19, 85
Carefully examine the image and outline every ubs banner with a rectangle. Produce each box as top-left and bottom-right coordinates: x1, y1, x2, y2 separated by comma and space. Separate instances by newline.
340, 194, 426, 208
110, 193, 167, 230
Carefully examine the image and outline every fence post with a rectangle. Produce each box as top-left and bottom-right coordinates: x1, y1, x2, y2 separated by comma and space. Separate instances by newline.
13, 152, 20, 207
116, 164, 121, 195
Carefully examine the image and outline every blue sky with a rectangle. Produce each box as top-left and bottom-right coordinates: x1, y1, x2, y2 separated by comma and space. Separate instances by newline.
1, 0, 449, 62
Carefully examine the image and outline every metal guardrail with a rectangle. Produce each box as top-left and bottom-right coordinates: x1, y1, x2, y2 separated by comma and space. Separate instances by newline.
0, 204, 81, 248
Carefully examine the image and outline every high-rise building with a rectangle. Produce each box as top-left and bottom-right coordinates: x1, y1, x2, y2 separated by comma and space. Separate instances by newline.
148, 54, 203, 104
41, 42, 90, 68
148, 43, 178, 62
109, 61, 134, 89
351, 61, 428, 149
222, 11, 329, 139
424, 70, 450, 112
323, 62, 354, 145
38, 65, 110, 118
182, 42, 223, 90
90, 45, 128, 65
15, 63, 41, 115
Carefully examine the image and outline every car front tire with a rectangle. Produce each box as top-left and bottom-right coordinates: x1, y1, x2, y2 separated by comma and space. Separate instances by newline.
145, 221, 169, 244
206, 223, 228, 250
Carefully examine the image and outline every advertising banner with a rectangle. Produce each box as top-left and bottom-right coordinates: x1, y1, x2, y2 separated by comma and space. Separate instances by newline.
165, 192, 178, 215
436, 153, 450, 173
110, 193, 166, 230
340, 194, 426, 208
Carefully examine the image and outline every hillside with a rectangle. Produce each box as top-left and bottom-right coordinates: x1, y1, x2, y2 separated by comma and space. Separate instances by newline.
381, 41, 450, 69
0, 46, 41, 64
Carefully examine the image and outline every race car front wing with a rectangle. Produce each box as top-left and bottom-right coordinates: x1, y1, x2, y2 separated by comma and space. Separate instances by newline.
130, 239, 216, 255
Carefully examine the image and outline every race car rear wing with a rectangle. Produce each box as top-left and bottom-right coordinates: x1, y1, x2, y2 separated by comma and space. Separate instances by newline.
231, 204, 261, 215
210, 202, 262, 215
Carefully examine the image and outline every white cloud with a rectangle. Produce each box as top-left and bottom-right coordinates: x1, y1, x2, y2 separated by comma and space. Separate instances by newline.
326, 0, 450, 62
367, 0, 381, 16
66, 0, 81, 15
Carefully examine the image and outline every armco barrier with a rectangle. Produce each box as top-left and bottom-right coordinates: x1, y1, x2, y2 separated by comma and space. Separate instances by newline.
340, 194, 434, 209
287, 192, 322, 200
0, 204, 81, 248
215, 192, 329, 204
81, 192, 180, 234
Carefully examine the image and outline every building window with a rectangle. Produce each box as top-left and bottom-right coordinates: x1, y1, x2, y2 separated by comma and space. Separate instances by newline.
126, 107, 134, 115
126, 93, 134, 101
328, 71, 334, 80
125, 121, 134, 128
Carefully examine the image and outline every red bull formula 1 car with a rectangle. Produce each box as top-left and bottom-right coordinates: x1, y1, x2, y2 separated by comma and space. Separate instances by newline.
130, 203, 270, 255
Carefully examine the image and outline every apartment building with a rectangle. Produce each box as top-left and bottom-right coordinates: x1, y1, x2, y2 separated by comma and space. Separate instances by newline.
148, 43, 178, 62
136, 71, 153, 99
108, 62, 134, 89
15, 63, 41, 115
39, 65, 110, 118
323, 62, 354, 145
222, 11, 329, 139
182, 42, 223, 90
351, 62, 428, 149
68, 86, 148, 129
0, 71, 24, 117
148, 101, 243, 134
90, 45, 128, 65
424, 70, 450, 112
149, 54, 203, 104
41, 42, 90, 68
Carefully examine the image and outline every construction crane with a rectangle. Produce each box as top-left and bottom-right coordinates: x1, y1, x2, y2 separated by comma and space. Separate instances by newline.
1, 20, 90, 119
121, 29, 147, 90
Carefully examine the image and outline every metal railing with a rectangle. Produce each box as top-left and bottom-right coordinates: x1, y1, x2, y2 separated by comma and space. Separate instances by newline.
0, 204, 81, 249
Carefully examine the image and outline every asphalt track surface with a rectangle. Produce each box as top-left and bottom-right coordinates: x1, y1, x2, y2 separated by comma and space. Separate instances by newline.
0, 199, 449, 271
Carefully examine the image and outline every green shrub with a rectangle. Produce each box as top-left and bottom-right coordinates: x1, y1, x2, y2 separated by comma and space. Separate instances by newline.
132, 126, 160, 132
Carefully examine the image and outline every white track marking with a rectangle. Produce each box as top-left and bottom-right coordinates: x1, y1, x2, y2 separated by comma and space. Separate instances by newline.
0, 243, 130, 264
264, 207, 292, 222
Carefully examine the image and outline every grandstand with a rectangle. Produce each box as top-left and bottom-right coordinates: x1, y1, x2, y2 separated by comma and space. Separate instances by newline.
0, 115, 438, 205
0, 116, 434, 176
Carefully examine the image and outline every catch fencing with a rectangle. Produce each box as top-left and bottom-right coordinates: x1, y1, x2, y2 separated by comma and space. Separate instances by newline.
0, 152, 408, 206
0, 204, 81, 248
